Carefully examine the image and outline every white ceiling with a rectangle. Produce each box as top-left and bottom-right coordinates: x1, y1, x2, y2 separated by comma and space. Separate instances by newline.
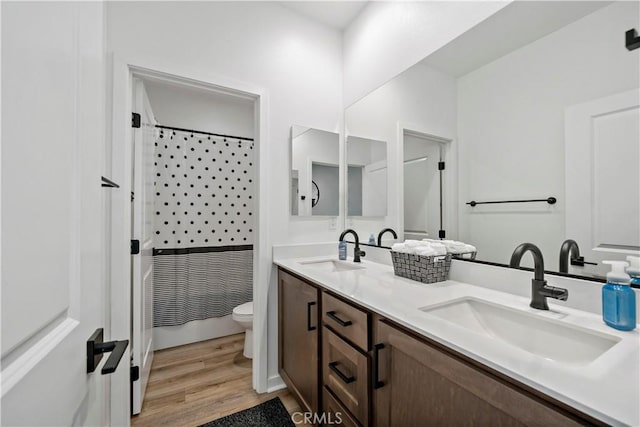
279, 1, 369, 30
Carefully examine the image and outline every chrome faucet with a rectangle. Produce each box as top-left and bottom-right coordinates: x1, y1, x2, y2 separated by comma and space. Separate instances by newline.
510, 243, 568, 310
339, 229, 366, 263
377, 228, 398, 247
558, 239, 596, 273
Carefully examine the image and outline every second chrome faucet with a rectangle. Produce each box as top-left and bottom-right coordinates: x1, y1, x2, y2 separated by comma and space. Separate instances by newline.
510, 243, 568, 310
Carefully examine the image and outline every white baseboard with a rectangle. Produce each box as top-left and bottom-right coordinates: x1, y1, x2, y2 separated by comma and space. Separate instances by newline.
266, 374, 286, 393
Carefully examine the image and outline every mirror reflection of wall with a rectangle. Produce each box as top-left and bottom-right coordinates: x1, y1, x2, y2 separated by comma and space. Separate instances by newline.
344, 1, 640, 279
347, 136, 387, 217
291, 126, 340, 216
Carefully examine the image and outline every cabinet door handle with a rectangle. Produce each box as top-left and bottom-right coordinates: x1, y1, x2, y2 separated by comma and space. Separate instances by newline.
373, 343, 385, 389
329, 361, 355, 384
306, 301, 317, 331
326, 311, 353, 327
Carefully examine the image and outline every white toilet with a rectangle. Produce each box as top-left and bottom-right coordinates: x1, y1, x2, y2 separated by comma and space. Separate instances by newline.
232, 301, 253, 359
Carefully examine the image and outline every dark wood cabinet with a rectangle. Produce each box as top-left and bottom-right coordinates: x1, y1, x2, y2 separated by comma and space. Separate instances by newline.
278, 269, 320, 414
373, 319, 592, 427
278, 267, 602, 427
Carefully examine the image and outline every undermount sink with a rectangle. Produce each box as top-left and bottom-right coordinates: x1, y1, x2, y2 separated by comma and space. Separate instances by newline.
420, 298, 620, 365
299, 259, 365, 273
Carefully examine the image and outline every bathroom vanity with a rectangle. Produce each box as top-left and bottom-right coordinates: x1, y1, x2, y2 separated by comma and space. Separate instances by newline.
275, 254, 638, 426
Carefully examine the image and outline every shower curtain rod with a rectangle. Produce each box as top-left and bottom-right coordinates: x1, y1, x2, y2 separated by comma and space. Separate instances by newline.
155, 124, 254, 142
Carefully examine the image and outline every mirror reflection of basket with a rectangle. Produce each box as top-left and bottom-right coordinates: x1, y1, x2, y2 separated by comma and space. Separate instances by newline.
390, 252, 452, 284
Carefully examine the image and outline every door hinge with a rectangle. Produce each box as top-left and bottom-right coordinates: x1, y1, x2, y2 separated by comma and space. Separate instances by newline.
439, 230, 446, 239
131, 366, 140, 382
131, 239, 140, 255
438, 161, 445, 171
132, 112, 141, 128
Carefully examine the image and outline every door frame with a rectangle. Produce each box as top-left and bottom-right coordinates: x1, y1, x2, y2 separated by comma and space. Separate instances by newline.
395, 122, 457, 242
109, 55, 270, 424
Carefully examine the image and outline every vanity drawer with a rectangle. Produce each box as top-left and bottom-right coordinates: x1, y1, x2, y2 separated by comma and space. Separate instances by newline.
323, 327, 369, 427
323, 292, 369, 351
323, 386, 360, 427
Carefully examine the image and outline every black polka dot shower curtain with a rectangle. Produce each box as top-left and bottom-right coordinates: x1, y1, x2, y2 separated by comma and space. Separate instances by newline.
152, 128, 255, 327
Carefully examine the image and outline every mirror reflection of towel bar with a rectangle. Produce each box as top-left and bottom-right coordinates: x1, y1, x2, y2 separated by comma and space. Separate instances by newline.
467, 197, 556, 207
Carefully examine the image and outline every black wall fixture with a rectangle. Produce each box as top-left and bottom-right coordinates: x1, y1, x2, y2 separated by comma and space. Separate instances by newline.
101, 176, 120, 188
467, 197, 557, 207
626, 29, 640, 51
311, 181, 320, 207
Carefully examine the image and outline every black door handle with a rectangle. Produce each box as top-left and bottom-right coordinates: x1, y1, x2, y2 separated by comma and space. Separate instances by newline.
373, 343, 385, 389
328, 361, 355, 384
87, 328, 129, 374
326, 311, 352, 327
306, 301, 317, 331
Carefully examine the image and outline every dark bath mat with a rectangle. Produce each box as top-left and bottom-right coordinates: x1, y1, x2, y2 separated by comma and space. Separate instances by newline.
198, 397, 294, 427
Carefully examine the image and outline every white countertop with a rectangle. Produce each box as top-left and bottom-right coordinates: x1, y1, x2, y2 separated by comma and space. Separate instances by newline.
274, 255, 640, 426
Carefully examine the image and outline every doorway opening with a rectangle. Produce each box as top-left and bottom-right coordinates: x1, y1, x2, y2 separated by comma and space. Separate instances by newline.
110, 62, 268, 423
400, 130, 452, 241
130, 75, 258, 416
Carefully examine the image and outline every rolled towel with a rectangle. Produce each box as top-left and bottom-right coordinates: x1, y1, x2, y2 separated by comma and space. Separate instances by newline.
391, 243, 406, 252
405, 240, 423, 248
415, 247, 436, 257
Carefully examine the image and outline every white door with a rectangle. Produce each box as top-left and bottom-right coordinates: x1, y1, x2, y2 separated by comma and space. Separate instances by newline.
565, 89, 640, 275
131, 79, 157, 414
1, 2, 114, 426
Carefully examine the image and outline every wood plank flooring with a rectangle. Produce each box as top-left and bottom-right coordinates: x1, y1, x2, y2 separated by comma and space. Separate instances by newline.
132, 333, 303, 427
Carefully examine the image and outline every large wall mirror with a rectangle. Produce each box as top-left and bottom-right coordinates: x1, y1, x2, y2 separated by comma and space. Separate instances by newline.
344, 1, 640, 280
291, 125, 340, 216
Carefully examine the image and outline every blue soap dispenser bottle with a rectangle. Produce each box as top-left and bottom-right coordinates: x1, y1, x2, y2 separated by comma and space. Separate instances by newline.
602, 261, 636, 331
338, 240, 347, 261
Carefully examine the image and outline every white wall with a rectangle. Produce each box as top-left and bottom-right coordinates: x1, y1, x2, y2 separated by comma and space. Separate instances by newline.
107, 1, 343, 386
345, 63, 457, 242
457, 1, 640, 271
145, 80, 255, 137
343, 1, 509, 106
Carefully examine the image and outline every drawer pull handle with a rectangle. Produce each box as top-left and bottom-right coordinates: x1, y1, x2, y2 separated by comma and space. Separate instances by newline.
326, 311, 352, 327
307, 301, 317, 331
329, 362, 355, 384
373, 343, 385, 389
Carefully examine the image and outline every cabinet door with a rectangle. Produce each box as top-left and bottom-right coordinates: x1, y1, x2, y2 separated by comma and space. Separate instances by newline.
373, 320, 585, 427
279, 269, 319, 414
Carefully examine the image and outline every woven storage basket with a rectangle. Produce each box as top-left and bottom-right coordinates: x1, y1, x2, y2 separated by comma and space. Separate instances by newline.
390, 252, 452, 284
